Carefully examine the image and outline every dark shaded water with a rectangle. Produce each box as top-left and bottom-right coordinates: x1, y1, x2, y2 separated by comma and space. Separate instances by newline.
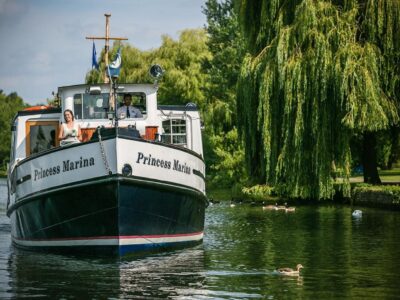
1, 179, 400, 299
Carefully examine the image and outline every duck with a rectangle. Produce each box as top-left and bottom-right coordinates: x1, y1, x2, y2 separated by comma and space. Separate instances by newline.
275, 203, 286, 210
277, 264, 304, 276
285, 203, 296, 212
352, 210, 362, 217
209, 198, 220, 205
262, 204, 277, 210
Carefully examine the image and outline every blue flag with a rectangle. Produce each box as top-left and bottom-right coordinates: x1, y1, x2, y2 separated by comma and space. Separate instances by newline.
107, 48, 122, 78
92, 42, 99, 70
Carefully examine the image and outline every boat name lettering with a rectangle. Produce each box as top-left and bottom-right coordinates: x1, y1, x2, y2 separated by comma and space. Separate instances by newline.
136, 152, 191, 175
173, 159, 191, 175
34, 166, 61, 181
63, 157, 95, 172
33, 156, 95, 181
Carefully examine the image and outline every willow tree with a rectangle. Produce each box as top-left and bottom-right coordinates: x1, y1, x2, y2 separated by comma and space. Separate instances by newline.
236, 0, 400, 199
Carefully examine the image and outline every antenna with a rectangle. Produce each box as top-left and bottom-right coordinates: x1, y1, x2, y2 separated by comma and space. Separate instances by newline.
86, 14, 128, 83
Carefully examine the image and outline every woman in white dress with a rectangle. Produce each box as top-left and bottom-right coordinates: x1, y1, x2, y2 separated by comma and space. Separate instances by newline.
58, 109, 82, 146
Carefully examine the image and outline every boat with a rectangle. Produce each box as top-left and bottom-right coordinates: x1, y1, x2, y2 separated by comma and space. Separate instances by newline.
6, 16, 206, 256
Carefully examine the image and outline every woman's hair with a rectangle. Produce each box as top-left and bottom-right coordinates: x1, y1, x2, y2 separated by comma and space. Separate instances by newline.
63, 109, 75, 122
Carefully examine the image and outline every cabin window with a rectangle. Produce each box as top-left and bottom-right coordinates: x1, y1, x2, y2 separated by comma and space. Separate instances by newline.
25, 121, 59, 156
74, 93, 110, 120
10, 122, 17, 162
161, 119, 187, 146
116, 93, 146, 115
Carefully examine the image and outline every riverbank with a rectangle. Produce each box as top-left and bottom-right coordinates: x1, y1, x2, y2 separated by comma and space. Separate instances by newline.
207, 168, 400, 210
351, 184, 400, 209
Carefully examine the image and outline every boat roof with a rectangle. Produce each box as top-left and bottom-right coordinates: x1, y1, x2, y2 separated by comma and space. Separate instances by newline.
58, 83, 158, 95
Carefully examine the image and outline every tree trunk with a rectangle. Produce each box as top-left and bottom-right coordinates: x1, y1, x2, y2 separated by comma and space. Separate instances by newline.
362, 132, 381, 184
388, 126, 400, 170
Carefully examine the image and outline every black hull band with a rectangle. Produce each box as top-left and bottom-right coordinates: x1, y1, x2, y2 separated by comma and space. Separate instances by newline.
10, 178, 206, 255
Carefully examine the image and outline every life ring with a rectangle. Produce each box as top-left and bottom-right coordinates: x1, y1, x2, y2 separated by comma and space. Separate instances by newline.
23, 105, 53, 111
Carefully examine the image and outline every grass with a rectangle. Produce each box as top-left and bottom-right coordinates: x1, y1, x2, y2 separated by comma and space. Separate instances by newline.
378, 169, 400, 182
350, 168, 400, 183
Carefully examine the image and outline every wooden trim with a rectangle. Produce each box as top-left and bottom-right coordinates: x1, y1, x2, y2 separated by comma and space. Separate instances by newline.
81, 128, 96, 142
25, 121, 60, 156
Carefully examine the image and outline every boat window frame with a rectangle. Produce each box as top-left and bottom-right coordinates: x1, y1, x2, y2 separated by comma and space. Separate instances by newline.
161, 118, 187, 147
73, 92, 111, 120
116, 92, 147, 116
72, 92, 147, 120
10, 122, 17, 163
25, 120, 60, 157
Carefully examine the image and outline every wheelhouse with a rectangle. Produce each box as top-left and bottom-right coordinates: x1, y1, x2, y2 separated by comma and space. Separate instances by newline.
9, 83, 204, 170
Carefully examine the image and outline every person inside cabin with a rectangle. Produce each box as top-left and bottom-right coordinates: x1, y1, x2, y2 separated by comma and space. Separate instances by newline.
117, 94, 142, 119
58, 109, 82, 146
48, 129, 56, 148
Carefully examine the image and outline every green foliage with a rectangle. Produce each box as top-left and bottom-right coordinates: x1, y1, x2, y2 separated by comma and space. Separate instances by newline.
0, 90, 27, 169
362, 0, 400, 100
206, 187, 233, 201
241, 184, 275, 201
202, 0, 248, 187
154, 30, 211, 109
376, 129, 400, 169
203, 0, 245, 132
236, 0, 400, 200
352, 183, 400, 203
86, 30, 211, 110
207, 128, 246, 187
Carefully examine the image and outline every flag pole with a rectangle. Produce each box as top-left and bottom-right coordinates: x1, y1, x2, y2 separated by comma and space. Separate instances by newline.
86, 14, 128, 83
104, 13, 110, 69
86, 14, 128, 124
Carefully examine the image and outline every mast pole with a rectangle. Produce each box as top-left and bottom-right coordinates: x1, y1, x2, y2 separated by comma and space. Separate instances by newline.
85, 14, 128, 83
86, 14, 128, 122
104, 13, 110, 68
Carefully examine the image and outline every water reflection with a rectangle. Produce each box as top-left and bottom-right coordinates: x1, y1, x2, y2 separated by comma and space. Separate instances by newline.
1, 179, 400, 299
203, 203, 400, 299
5, 247, 207, 299
118, 248, 206, 299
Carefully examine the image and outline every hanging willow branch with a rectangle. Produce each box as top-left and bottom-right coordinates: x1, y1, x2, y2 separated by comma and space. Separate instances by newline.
236, 0, 400, 199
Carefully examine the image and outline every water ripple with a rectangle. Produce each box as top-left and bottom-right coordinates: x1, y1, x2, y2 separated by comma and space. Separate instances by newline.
0, 182, 400, 299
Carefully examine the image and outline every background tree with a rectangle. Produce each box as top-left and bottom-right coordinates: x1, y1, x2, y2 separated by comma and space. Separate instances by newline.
87, 29, 210, 109
153, 29, 211, 109
236, 0, 400, 199
203, 0, 247, 187
0, 91, 27, 171
358, 0, 400, 183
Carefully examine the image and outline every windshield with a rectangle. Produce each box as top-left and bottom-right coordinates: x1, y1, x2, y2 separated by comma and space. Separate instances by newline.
74, 93, 110, 120
117, 93, 146, 109
73, 92, 146, 120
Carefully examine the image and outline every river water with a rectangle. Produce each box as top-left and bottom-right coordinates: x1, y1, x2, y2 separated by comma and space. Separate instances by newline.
1, 179, 400, 299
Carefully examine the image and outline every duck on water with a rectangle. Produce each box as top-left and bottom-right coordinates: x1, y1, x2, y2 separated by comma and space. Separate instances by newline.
262, 202, 296, 212
276, 264, 304, 276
